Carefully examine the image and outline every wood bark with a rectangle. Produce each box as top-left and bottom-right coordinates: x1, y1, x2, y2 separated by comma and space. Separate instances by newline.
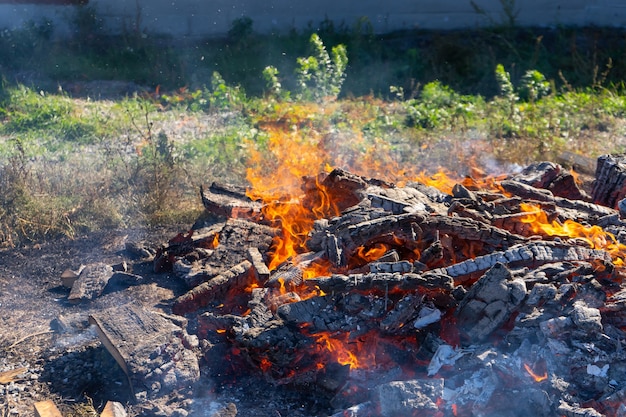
592, 154, 626, 209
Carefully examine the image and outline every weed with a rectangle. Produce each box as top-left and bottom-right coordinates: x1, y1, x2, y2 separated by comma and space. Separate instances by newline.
295, 33, 348, 101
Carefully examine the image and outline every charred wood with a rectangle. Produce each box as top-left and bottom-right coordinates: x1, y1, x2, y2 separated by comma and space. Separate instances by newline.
68, 262, 114, 303
200, 183, 262, 220
429, 241, 612, 281
592, 154, 626, 209
304, 272, 454, 294
88, 304, 199, 397
172, 219, 275, 287
246, 247, 269, 282
172, 260, 253, 315
455, 263, 527, 342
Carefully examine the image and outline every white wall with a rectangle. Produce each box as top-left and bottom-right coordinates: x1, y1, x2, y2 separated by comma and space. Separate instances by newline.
1, 0, 626, 39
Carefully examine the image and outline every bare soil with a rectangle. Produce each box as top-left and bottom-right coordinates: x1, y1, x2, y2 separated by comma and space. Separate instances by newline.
0, 226, 332, 417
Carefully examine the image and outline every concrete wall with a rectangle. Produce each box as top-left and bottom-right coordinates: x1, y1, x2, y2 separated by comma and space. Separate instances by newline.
1, 0, 626, 38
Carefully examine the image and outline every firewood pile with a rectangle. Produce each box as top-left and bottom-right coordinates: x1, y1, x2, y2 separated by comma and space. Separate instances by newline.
148, 156, 626, 416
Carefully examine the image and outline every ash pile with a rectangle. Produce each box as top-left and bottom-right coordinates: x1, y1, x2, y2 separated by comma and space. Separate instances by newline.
94, 155, 626, 416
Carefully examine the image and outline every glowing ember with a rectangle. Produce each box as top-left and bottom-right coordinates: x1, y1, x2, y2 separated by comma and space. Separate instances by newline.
523, 363, 548, 382
313, 331, 379, 370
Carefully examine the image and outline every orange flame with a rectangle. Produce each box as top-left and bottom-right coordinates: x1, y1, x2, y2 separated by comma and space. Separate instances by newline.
246, 127, 340, 270
301, 259, 333, 279
519, 203, 626, 262
523, 363, 548, 382
413, 168, 458, 194
314, 332, 378, 370
354, 243, 390, 264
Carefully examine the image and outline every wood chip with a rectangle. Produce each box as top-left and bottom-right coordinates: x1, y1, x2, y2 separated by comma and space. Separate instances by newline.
0, 367, 27, 384
33, 400, 63, 417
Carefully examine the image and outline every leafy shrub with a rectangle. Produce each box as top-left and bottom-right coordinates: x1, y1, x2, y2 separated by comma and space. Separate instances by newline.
296, 33, 348, 101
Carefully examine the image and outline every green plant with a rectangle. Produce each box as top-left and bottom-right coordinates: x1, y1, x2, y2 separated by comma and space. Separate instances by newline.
295, 33, 348, 101
404, 81, 480, 130
209, 71, 247, 110
262, 65, 284, 99
519, 69, 551, 102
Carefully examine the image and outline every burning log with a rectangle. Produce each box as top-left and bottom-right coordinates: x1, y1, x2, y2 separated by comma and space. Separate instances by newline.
172, 260, 254, 315
429, 241, 612, 281
304, 271, 454, 294
200, 182, 262, 220
168, 218, 276, 287
151, 155, 626, 416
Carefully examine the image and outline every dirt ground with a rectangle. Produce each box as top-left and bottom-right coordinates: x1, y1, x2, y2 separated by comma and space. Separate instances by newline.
0, 226, 333, 417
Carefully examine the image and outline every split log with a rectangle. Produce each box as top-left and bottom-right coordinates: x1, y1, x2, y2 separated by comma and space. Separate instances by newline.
304, 271, 454, 294
315, 212, 526, 267
429, 241, 612, 281
101, 401, 127, 417
247, 247, 270, 282
172, 218, 276, 288
592, 154, 626, 209
200, 183, 262, 220
68, 262, 113, 303
172, 260, 253, 315
88, 304, 200, 396
456, 262, 527, 342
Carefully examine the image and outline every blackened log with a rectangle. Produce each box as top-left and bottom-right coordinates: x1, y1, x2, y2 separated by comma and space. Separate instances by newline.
429, 241, 612, 281
197, 312, 247, 337
549, 171, 590, 201
304, 272, 454, 294
367, 185, 437, 215
447, 201, 493, 224
379, 294, 421, 333
456, 263, 527, 342
88, 304, 199, 396
276, 293, 383, 333
553, 196, 617, 223
200, 183, 262, 220
173, 219, 276, 288
592, 154, 626, 209
369, 260, 413, 274
267, 262, 303, 289
512, 161, 561, 189
68, 262, 113, 303
499, 180, 555, 202
319, 212, 526, 267
172, 260, 253, 315
246, 247, 270, 283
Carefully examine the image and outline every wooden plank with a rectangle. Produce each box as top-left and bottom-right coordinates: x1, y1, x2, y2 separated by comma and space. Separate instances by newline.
33, 400, 63, 417
100, 401, 127, 417
88, 304, 199, 395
